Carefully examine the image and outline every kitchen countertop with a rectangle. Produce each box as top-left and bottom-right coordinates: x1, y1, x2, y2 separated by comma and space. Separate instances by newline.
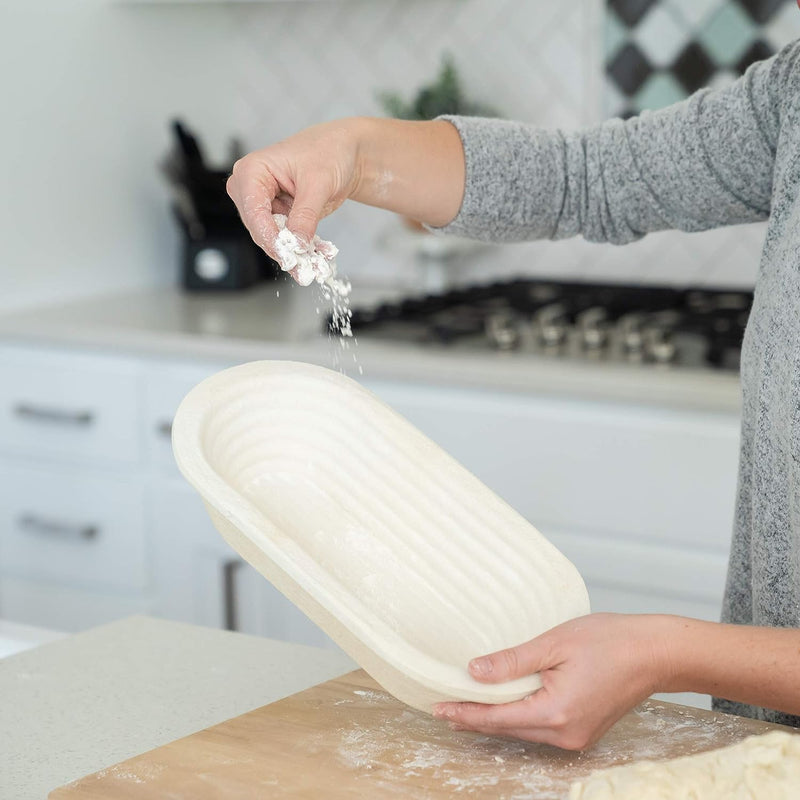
0, 615, 356, 800
0, 283, 743, 413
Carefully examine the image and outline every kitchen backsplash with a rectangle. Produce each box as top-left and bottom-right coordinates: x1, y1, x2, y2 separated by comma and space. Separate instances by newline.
6, 0, 798, 315
219, 0, 797, 290
605, 0, 800, 117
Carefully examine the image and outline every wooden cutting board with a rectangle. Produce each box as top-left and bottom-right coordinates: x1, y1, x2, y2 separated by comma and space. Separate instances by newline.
50, 669, 792, 799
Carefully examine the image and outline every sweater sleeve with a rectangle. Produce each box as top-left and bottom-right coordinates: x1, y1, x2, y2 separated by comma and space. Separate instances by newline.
435, 48, 789, 245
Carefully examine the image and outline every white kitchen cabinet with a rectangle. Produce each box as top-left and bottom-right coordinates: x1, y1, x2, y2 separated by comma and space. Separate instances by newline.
143, 363, 222, 475
0, 462, 148, 591
0, 341, 741, 654
149, 478, 341, 650
0, 345, 142, 466
365, 379, 739, 621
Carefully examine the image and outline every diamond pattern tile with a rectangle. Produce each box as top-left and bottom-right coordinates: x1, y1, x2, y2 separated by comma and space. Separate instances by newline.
665, 0, 724, 28
736, 38, 775, 73
698, 3, 757, 67
737, 0, 788, 25
608, 42, 654, 95
604, 0, 798, 118
609, 0, 659, 26
672, 42, 716, 93
633, 4, 689, 67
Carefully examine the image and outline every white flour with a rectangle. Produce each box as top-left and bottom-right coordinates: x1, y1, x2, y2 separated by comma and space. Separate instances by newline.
272, 213, 359, 373
272, 213, 340, 289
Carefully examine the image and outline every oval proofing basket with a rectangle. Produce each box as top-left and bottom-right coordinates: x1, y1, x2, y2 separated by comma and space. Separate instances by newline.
172, 361, 590, 712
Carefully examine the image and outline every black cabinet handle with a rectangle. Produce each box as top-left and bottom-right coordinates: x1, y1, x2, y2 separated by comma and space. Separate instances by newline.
18, 514, 99, 541
14, 403, 94, 426
222, 559, 242, 631
157, 420, 173, 438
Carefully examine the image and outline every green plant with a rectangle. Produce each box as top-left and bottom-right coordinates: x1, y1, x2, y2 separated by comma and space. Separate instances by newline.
378, 55, 499, 120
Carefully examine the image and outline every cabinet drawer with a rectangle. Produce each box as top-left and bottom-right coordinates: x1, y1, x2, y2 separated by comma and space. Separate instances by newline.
0, 462, 148, 591
548, 528, 727, 606
369, 381, 740, 551
0, 575, 152, 633
0, 347, 142, 465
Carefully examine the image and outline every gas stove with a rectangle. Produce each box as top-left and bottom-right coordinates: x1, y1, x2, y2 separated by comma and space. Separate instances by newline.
332, 279, 753, 372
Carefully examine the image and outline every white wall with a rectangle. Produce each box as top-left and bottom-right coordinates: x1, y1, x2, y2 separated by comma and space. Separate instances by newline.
0, 0, 767, 315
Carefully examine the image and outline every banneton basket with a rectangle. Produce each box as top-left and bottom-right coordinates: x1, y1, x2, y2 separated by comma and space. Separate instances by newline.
171, 361, 590, 713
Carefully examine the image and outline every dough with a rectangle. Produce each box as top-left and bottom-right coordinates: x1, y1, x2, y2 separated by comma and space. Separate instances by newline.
171, 361, 590, 712
568, 731, 800, 799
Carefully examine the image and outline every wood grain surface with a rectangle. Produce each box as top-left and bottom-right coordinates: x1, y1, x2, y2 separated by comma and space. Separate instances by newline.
50, 669, 792, 799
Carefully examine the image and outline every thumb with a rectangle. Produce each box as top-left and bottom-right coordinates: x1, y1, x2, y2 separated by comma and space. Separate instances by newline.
469, 633, 555, 684
286, 181, 330, 244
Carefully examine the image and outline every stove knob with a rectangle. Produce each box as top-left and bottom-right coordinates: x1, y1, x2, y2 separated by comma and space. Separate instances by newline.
645, 327, 677, 364
576, 308, 610, 351
485, 312, 522, 351
535, 304, 569, 348
618, 313, 646, 355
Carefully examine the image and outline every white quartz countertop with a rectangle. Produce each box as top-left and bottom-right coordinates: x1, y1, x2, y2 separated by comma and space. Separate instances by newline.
0, 615, 356, 799
0, 283, 742, 413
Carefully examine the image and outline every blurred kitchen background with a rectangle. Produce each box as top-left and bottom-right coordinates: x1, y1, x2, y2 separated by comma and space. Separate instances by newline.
2, 0, 798, 706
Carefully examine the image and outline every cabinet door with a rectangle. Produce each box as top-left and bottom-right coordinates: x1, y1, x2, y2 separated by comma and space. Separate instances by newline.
364, 380, 738, 620
0, 345, 142, 466
365, 380, 740, 550
149, 479, 234, 627
233, 562, 342, 652
149, 479, 340, 652
0, 461, 148, 592
143, 363, 227, 475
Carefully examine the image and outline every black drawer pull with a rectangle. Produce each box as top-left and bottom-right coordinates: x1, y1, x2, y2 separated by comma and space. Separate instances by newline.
14, 403, 94, 426
18, 514, 99, 541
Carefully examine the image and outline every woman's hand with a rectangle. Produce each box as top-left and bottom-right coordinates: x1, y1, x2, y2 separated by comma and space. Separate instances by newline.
433, 613, 676, 751
226, 119, 363, 260
226, 117, 465, 263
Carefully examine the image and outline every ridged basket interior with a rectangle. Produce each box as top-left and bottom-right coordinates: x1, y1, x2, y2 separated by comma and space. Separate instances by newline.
172, 361, 590, 708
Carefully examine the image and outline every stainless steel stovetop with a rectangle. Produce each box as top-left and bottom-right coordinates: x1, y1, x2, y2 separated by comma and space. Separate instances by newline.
332, 279, 753, 372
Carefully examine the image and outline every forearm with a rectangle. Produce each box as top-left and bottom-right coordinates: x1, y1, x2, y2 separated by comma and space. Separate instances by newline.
350, 117, 465, 227
437, 51, 781, 246
658, 616, 800, 715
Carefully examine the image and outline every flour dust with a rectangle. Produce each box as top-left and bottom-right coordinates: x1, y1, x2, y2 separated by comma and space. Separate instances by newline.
271, 213, 361, 376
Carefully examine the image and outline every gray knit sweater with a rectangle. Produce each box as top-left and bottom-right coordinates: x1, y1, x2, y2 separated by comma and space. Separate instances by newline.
439, 41, 800, 728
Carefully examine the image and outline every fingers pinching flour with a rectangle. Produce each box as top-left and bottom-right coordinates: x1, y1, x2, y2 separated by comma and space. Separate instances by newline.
271, 214, 354, 344
273, 213, 339, 287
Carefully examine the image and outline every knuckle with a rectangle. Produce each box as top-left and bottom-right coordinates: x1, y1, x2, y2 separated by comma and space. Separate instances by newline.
499, 648, 520, 678
542, 704, 570, 730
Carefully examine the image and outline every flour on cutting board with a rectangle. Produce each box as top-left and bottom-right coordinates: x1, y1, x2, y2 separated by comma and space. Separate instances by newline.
312, 688, 766, 799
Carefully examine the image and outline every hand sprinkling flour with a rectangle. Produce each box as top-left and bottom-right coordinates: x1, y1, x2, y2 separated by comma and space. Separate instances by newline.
272, 214, 356, 348
273, 213, 340, 288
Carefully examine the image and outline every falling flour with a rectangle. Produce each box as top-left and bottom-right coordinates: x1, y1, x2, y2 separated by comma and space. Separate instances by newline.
271, 213, 359, 373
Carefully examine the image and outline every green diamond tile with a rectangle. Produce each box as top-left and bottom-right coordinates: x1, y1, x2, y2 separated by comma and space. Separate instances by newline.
698, 3, 758, 67
605, 10, 628, 61
633, 71, 688, 111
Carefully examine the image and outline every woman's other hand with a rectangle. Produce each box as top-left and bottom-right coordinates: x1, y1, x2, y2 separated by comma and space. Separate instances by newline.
434, 613, 676, 751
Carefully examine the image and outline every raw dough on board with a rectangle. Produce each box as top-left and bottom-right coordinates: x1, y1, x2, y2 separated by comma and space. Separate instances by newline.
568, 730, 800, 800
